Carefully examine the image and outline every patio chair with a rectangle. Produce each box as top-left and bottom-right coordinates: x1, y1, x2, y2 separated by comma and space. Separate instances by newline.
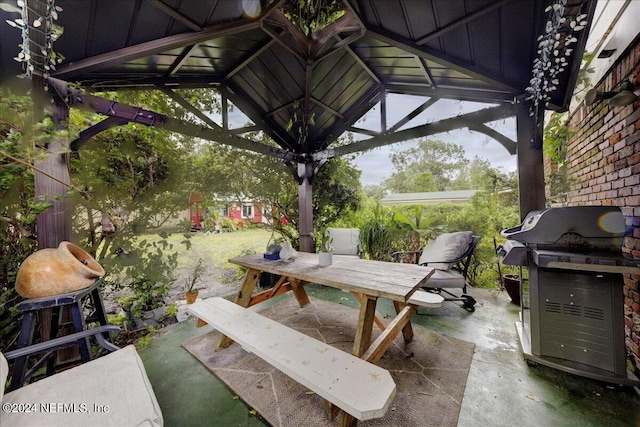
326, 227, 363, 258
392, 231, 480, 312
1, 326, 163, 426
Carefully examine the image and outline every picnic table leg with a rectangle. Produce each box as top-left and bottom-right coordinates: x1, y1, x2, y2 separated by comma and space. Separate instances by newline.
247, 275, 291, 306
362, 305, 414, 364
394, 300, 414, 342
351, 292, 385, 331
340, 413, 358, 427
352, 295, 377, 357
322, 295, 379, 426
327, 403, 358, 427
289, 278, 311, 307
216, 267, 260, 350
234, 268, 261, 307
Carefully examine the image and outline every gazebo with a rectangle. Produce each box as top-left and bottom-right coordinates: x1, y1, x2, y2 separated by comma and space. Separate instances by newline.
0, 0, 596, 251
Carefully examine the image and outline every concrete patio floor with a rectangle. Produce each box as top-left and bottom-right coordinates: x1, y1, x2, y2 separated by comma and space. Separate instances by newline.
139, 284, 640, 426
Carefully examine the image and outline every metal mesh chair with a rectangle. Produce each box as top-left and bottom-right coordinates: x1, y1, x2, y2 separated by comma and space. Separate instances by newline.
393, 232, 480, 312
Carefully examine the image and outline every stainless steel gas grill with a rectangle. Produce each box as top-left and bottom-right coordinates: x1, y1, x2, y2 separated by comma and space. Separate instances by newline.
497, 206, 640, 386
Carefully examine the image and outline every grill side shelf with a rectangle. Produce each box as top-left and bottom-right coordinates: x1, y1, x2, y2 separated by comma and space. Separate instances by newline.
532, 249, 640, 274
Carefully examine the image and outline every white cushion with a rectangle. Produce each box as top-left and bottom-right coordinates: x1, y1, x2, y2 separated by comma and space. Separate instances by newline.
1, 345, 163, 426
0, 352, 8, 402
326, 228, 362, 256
418, 231, 473, 270
424, 268, 467, 289
408, 290, 444, 307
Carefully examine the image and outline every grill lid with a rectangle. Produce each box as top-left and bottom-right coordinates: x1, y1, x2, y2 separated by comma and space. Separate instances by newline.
501, 206, 626, 248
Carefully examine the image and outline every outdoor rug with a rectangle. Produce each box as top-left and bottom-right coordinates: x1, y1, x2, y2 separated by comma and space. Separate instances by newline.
182, 296, 475, 427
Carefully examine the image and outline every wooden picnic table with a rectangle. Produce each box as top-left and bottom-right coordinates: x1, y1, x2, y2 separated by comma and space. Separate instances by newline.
226, 252, 435, 362
190, 252, 437, 426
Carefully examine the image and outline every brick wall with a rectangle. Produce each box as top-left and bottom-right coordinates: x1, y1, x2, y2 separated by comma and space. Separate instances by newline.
563, 42, 640, 376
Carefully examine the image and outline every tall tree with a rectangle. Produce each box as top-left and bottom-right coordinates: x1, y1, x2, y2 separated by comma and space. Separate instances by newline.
451, 157, 512, 192
383, 139, 469, 193
193, 132, 363, 246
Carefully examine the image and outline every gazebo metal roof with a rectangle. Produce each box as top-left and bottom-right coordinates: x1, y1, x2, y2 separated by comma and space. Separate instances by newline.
0, 0, 595, 158
0, 0, 597, 250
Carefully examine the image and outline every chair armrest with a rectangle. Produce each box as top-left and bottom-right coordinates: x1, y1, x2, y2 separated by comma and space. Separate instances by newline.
4, 325, 121, 360
391, 250, 422, 263
397, 235, 480, 267
418, 252, 469, 265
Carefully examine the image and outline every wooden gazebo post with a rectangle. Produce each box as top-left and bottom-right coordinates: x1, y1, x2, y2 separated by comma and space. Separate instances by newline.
297, 162, 314, 253
33, 82, 73, 248
515, 98, 546, 219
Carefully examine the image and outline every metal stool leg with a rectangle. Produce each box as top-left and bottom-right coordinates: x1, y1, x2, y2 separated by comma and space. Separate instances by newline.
9, 311, 36, 392
89, 287, 110, 340
70, 302, 92, 363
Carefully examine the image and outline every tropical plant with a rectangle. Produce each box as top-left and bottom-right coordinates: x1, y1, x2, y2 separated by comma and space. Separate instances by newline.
391, 205, 444, 251
312, 228, 333, 253
361, 202, 393, 261
185, 258, 205, 293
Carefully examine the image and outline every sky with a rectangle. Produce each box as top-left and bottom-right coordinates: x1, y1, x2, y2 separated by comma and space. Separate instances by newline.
224, 93, 518, 187
349, 94, 518, 187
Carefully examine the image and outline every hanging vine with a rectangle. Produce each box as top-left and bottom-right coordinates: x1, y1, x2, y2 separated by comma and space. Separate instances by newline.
525, 0, 589, 115
3, 0, 64, 80
280, 0, 346, 37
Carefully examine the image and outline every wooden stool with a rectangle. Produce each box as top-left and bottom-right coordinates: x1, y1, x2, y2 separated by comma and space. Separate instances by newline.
9, 278, 109, 391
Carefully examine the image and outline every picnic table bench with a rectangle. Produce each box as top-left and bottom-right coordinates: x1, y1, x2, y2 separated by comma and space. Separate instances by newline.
188, 297, 396, 424
189, 253, 441, 425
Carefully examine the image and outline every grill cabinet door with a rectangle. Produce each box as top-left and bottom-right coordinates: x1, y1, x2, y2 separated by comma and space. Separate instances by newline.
535, 268, 625, 375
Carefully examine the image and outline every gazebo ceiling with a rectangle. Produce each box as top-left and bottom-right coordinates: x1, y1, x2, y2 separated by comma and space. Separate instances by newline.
0, 0, 595, 156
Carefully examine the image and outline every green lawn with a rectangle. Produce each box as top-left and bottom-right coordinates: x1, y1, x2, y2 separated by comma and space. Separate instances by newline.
151, 228, 274, 295
169, 227, 273, 270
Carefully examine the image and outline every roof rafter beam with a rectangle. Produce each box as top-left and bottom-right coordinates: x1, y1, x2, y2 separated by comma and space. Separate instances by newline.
320, 103, 515, 159
47, 77, 298, 162
366, 27, 519, 93
387, 97, 439, 133
415, 56, 435, 87
415, 0, 514, 45
217, 83, 298, 151
225, 37, 278, 80
266, 95, 344, 121
347, 126, 379, 137
311, 97, 343, 119
384, 83, 513, 103
262, 10, 309, 61
158, 86, 222, 129
316, 84, 383, 149
69, 116, 129, 151
467, 122, 516, 155
261, 23, 306, 62
167, 43, 200, 77
263, 9, 363, 61
313, 30, 365, 63
265, 96, 304, 118
343, 41, 381, 84
52, 19, 262, 77
144, 0, 203, 32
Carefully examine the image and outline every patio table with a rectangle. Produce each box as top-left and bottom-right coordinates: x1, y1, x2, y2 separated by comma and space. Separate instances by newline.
225, 252, 435, 362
